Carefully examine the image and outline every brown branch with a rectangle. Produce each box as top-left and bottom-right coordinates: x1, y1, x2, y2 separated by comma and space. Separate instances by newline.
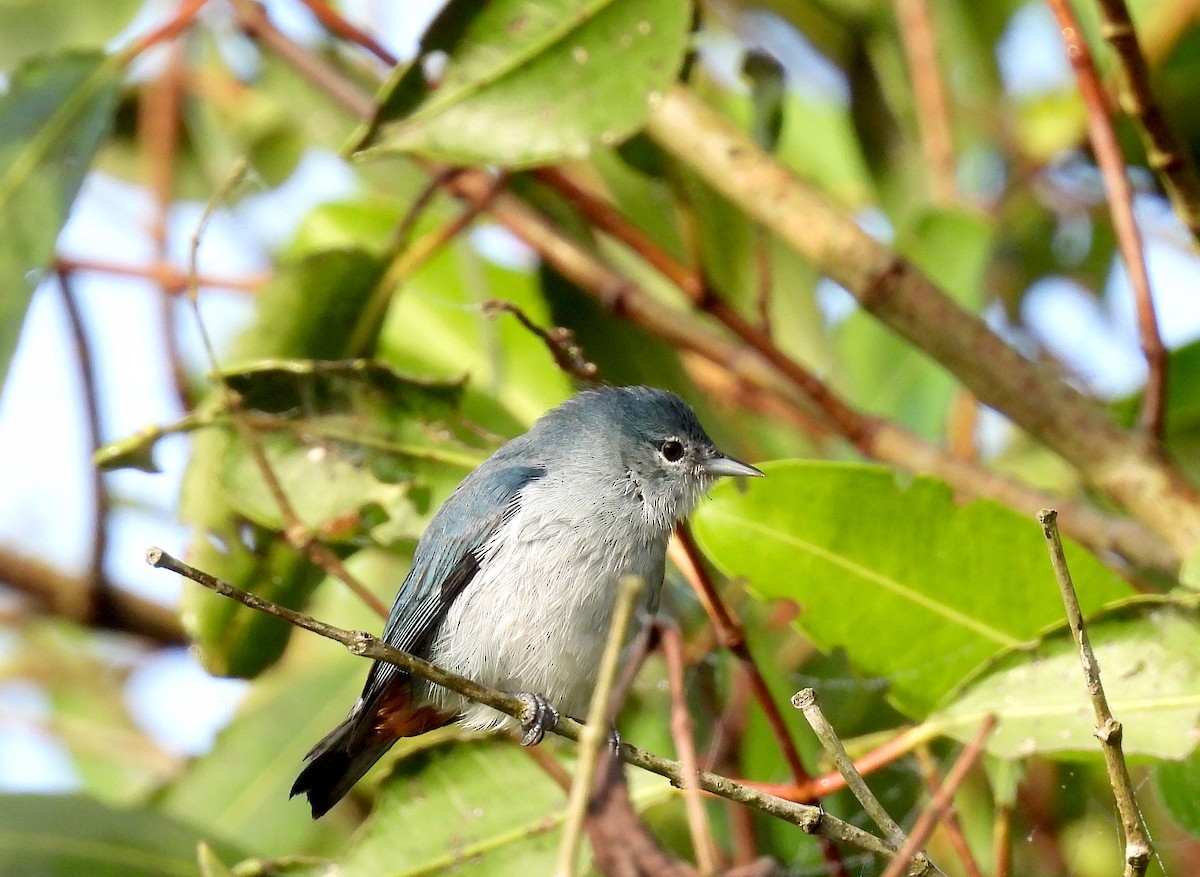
55, 270, 114, 631
0, 548, 185, 644
482, 300, 599, 382
914, 747, 985, 877
643, 85, 1200, 559
296, 0, 398, 66
145, 546, 945, 873
661, 624, 719, 874
669, 528, 849, 877
127, 0, 210, 56
1047, 0, 1166, 437
1093, 0, 1200, 244
53, 257, 267, 293
893, 0, 959, 203
1037, 510, 1152, 877
878, 715, 995, 877
139, 36, 191, 411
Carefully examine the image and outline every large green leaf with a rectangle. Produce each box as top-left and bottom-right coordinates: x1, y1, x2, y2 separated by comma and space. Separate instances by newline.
0, 50, 120, 389
334, 739, 676, 876
1156, 746, 1200, 838
157, 655, 366, 857
0, 794, 243, 877
927, 605, 1200, 759
690, 461, 1131, 716
352, 0, 691, 168
0, 1, 141, 65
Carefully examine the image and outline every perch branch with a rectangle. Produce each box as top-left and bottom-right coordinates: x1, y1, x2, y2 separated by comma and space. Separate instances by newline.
1037, 510, 1152, 877
792, 688, 906, 850
1047, 0, 1166, 437
145, 547, 947, 875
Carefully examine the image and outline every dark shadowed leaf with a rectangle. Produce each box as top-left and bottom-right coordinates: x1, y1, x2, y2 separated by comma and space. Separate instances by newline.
0, 794, 243, 877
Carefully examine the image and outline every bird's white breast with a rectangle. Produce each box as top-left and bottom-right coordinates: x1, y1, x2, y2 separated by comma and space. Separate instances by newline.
417, 474, 668, 731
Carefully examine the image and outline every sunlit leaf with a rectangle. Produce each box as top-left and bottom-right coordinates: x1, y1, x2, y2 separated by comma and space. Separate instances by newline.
352, 0, 691, 168
928, 605, 1200, 759
691, 461, 1131, 716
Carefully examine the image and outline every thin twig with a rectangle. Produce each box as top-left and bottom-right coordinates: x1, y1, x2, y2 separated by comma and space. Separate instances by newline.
53, 256, 267, 293
55, 270, 114, 631
792, 688, 906, 850
127, 0, 209, 55
893, 0, 958, 203
296, 0, 398, 66
144, 547, 945, 874
139, 36, 190, 411
482, 300, 599, 383
1046, 0, 1166, 437
661, 624, 719, 875
184, 159, 389, 619
1092, 0, 1200, 244
914, 747, 986, 877
993, 802, 1012, 877
878, 715, 995, 877
555, 576, 644, 877
1037, 509, 1152, 877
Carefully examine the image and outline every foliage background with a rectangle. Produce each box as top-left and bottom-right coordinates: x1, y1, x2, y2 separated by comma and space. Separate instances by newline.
3, 0, 1200, 875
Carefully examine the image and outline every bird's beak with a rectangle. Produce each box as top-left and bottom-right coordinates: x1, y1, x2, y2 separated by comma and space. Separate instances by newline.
701, 453, 764, 478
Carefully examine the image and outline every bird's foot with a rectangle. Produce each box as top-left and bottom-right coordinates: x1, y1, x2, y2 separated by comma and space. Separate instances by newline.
516, 692, 559, 746
607, 727, 622, 751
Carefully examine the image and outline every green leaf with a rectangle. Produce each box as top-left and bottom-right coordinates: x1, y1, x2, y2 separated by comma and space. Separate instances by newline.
1156, 747, 1200, 838
0, 794, 244, 877
690, 461, 1131, 716
335, 739, 676, 876
0, 50, 120, 389
158, 656, 366, 857
0, 1, 141, 64
352, 0, 692, 168
928, 606, 1200, 759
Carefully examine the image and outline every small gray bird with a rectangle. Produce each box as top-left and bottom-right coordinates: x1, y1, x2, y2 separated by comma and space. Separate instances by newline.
292, 385, 762, 817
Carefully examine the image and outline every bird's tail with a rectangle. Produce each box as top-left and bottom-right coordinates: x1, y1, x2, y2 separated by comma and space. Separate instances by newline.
290, 714, 393, 819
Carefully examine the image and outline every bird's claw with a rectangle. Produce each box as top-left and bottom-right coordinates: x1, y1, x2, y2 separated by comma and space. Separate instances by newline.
607, 727, 622, 751
517, 692, 559, 746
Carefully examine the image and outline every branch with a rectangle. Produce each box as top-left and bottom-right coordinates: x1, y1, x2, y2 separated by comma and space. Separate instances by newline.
144, 547, 946, 875
643, 85, 1200, 560
1037, 510, 1152, 877
893, 0, 958, 203
878, 716, 995, 877
1092, 0, 1200, 244
1047, 0, 1166, 437
1, 548, 185, 644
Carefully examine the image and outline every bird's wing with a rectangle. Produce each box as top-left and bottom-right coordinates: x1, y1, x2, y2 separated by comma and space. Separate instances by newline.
356, 463, 545, 711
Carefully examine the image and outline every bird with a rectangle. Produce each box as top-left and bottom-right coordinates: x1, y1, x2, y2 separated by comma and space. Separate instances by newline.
291, 385, 763, 817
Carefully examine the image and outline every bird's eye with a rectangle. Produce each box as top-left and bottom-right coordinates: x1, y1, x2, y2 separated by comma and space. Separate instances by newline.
659, 439, 685, 462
